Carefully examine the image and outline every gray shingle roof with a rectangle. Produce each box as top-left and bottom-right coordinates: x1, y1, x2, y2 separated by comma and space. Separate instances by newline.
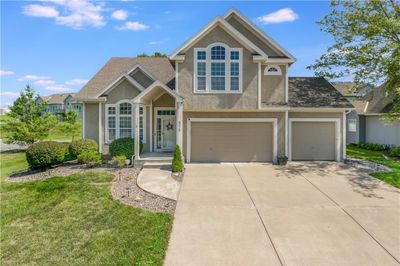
289, 77, 354, 108
42, 93, 74, 104
75, 57, 175, 99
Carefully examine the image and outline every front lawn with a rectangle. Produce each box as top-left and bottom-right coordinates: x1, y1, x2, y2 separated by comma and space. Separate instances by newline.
0, 152, 172, 265
347, 145, 400, 188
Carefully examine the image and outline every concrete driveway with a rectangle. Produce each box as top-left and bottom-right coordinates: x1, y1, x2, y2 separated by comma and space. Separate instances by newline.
165, 163, 400, 266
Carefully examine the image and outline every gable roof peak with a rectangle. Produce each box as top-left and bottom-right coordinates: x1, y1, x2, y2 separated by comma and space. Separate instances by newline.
223, 8, 296, 62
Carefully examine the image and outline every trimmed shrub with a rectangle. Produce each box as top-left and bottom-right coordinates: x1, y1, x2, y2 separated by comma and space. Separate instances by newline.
109, 138, 143, 159
110, 155, 127, 168
69, 139, 98, 159
171, 145, 184, 173
77, 151, 102, 167
355, 142, 389, 151
26, 141, 68, 169
389, 146, 400, 157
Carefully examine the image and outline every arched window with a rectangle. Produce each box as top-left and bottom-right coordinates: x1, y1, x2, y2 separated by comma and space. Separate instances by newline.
264, 65, 282, 76
194, 43, 242, 93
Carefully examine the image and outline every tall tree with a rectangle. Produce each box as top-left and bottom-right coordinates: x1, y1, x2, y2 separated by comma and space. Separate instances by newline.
308, 0, 400, 120
55, 110, 82, 141
4, 85, 57, 144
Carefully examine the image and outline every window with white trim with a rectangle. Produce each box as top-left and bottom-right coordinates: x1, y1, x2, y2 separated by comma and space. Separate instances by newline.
348, 119, 357, 132
194, 43, 242, 93
107, 106, 117, 142
105, 102, 146, 144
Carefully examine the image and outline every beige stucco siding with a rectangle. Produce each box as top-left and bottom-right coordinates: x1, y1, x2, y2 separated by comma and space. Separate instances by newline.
226, 15, 283, 57
106, 79, 141, 104
291, 122, 336, 161
191, 122, 273, 162
84, 103, 99, 144
178, 26, 258, 110
130, 70, 153, 88
261, 64, 287, 104
183, 111, 285, 161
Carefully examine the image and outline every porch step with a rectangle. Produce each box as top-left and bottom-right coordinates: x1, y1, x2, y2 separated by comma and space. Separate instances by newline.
143, 162, 172, 170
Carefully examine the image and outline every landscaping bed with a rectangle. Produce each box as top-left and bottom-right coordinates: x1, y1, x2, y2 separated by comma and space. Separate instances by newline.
112, 168, 176, 214
347, 145, 400, 188
0, 151, 173, 265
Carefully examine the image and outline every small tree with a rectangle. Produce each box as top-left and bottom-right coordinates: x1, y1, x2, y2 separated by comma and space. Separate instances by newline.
171, 145, 184, 172
55, 110, 82, 141
308, 0, 400, 120
4, 85, 57, 145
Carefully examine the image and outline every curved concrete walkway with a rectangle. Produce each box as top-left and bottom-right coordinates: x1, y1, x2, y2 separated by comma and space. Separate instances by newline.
137, 169, 181, 200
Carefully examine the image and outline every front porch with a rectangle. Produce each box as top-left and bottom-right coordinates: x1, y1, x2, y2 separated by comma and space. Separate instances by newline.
132, 81, 184, 162
134, 152, 173, 168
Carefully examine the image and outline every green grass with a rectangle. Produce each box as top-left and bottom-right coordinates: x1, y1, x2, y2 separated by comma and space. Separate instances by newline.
347, 145, 400, 188
46, 127, 81, 141
0, 115, 81, 141
0, 152, 172, 265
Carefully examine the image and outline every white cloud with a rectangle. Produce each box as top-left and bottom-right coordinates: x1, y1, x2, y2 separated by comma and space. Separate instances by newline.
34, 79, 56, 86
116, 21, 149, 31
23, 4, 59, 18
258, 8, 299, 24
0, 70, 15, 76
22, 0, 106, 29
17, 75, 51, 81
0, 91, 20, 97
46, 84, 72, 92
65, 79, 88, 86
111, 9, 128, 20
149, 38, 169, 45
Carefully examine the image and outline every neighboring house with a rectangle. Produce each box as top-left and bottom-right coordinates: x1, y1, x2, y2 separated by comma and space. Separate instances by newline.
333, 82, 400, 146
75, 9, 353, 163
0, 108, 9, 116
36, 93, 82, 119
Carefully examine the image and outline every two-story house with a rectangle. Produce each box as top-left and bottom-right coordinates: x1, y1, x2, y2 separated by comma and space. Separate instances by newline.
75, 9, 353, 163
37, 93, 83, 119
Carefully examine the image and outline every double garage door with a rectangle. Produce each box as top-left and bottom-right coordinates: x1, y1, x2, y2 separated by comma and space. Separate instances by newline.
189, 119, 339, 162
190, 120, 275, 162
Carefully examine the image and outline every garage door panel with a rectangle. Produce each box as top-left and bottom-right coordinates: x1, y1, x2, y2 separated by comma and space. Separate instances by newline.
292, 122, 335, 161
191, 122, 273, 162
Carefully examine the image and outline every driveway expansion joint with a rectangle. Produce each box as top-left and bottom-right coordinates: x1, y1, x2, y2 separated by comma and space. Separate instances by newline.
233, 163, 285, 266
294, 168, 400, 265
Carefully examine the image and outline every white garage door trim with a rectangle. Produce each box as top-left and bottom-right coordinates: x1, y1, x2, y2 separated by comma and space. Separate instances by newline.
187, 118, 278, 163
288, 118, 341, 162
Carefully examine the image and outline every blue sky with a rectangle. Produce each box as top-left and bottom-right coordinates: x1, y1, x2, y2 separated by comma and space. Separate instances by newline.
1, 1, 336, 109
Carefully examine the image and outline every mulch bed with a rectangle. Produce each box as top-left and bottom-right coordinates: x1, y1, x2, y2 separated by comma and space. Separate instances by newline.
111, 168, 176, 214
345, 157, 392, 172
6, 161, 177, 214
6, 162, 113, 183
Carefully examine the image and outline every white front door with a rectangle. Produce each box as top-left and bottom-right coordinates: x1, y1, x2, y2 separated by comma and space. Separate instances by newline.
161, 118, 176, 151
155, 108, 176, 152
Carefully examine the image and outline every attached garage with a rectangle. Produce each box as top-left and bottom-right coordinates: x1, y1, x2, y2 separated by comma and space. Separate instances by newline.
187, 118, 277, 163
289, 118, 340, 161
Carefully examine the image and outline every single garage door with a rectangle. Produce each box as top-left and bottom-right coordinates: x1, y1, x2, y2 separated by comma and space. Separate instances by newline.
291, 121, 336, 161
191, 121, 273, 162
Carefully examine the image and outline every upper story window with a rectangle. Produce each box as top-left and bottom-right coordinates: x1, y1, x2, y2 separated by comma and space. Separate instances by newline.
264, 65, 282, 76
194, 43, 242, 93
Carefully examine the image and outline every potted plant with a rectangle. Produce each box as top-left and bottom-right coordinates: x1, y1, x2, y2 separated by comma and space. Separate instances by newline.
277, 155, 288, 165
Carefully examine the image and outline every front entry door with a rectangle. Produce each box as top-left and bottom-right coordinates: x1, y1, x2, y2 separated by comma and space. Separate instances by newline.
161, 118, 176, 151
155, 108, 176, 152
